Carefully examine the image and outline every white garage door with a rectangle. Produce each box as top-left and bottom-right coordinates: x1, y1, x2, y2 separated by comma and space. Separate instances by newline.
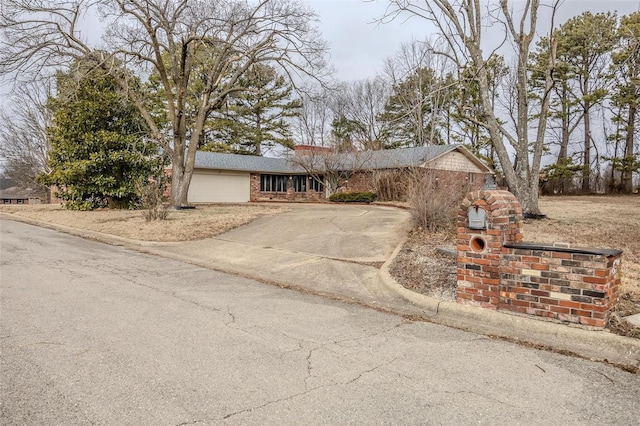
188, 170, 250, 203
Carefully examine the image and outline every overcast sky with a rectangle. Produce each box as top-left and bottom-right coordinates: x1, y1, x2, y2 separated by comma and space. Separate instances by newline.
2, 1, 639, 101
308, 0, 640, 81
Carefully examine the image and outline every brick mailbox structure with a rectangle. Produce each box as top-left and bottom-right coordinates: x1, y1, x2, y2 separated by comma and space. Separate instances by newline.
457, 190, 622, 328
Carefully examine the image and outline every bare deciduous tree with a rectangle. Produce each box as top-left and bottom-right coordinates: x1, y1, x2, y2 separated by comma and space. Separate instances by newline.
1, 0, 327, 206
0, 83, 52, 202
382, 0, 560, 215
292, 88, 334, 148
381, 39, 455, 147
289, 148, 374, 196
331, 77, 391, 149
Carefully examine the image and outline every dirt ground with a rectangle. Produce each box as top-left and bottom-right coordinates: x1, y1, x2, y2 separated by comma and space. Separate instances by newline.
0, 204, 288, 242
390, 195, 640, 337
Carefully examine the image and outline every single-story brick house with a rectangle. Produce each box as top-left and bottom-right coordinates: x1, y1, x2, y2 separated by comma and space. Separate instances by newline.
0, 183, 43, 205
186, 145, 493, 203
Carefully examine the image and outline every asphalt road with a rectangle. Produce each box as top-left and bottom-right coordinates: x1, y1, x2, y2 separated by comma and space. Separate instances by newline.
1, 218, 639, 425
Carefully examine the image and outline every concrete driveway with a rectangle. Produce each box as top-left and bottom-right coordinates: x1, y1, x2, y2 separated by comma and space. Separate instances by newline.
219, 203, 410, 262
151, 204, 413, 306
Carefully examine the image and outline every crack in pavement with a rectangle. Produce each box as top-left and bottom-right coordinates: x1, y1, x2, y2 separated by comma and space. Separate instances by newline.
222, 355, 403, 421
175, 420, 208, 426
64, 261, 249, 334
345, 356, 401, 385
221, 318, 412, 420
206, 236, 382, 267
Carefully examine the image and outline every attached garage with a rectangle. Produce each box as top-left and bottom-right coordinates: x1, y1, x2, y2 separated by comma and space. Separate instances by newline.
188, 170, 250, 203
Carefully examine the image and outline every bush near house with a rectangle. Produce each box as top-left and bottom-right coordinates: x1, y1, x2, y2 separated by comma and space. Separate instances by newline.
329, 191, 377, 203
407, 170, 473, 232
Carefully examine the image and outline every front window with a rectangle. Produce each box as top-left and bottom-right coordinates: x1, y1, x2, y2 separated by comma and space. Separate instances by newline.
309, 176, 324, 192
260, 174, 287, 192
293, 175, 306, 192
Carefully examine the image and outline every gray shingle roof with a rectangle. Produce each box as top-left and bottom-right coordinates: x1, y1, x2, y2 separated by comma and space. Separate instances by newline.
350, 145, 457, 169
0, 186, 42, 199
194, 145, 487, 173
194, 151, 305, 173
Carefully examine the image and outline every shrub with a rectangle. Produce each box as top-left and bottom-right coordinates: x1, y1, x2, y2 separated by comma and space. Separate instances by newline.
374, 170, 410, 201
137, 178, 169, 221
407, 171, 472, 232
329, 191, 377, 203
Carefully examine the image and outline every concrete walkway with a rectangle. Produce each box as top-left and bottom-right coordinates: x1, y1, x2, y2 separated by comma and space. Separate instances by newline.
2, 204, 639, 371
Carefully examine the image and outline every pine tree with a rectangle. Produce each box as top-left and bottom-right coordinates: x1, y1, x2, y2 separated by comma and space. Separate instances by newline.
203, 64, 300, 155
555, 12, 618, 192
609, 11, 640, 192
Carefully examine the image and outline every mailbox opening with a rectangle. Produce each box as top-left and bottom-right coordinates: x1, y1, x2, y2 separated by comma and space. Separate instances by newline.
470, 236, 486, 253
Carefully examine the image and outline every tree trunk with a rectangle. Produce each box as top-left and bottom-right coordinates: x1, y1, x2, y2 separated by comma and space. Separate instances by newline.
170, 164, 197, 207
170, 165, 184, 206
623, 105, 636, 193
518, 183, 541, 217
582, 108, 591, 193
582, 74, 591, 193
255, 114, 262, 155
558, 86, 570, 194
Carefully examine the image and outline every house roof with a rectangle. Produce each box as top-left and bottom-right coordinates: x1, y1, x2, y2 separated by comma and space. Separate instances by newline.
0, 186, 42, 200
354, 145, 458, 169
193, 145, 492, 174
194, 151, 305, 173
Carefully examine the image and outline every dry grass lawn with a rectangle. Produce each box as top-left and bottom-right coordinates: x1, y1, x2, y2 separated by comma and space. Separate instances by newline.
527, 196, 640, 301
0, 203, 288, 242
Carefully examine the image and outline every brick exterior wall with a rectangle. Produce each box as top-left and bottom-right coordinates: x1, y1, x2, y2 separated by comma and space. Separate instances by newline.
346, 169, 488, 195
250, 173, 325, 202
342, 171, 374, 193
456, 190, 622, 329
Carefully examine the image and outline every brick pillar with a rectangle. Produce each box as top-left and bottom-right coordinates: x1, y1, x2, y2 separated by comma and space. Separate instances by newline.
249, 173, 261, 201
457, 190, 523, 309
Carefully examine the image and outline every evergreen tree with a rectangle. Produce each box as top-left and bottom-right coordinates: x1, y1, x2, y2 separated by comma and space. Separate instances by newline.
202, 64, 300, 155
609, 11, 640, 192
44, 60, 165, 210
530, 35, 582, 193
555, 12, 618, 192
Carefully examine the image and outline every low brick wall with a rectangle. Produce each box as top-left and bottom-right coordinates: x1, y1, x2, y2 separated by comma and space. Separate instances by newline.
499, 243, 622, 328
456, 190, 623, 329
